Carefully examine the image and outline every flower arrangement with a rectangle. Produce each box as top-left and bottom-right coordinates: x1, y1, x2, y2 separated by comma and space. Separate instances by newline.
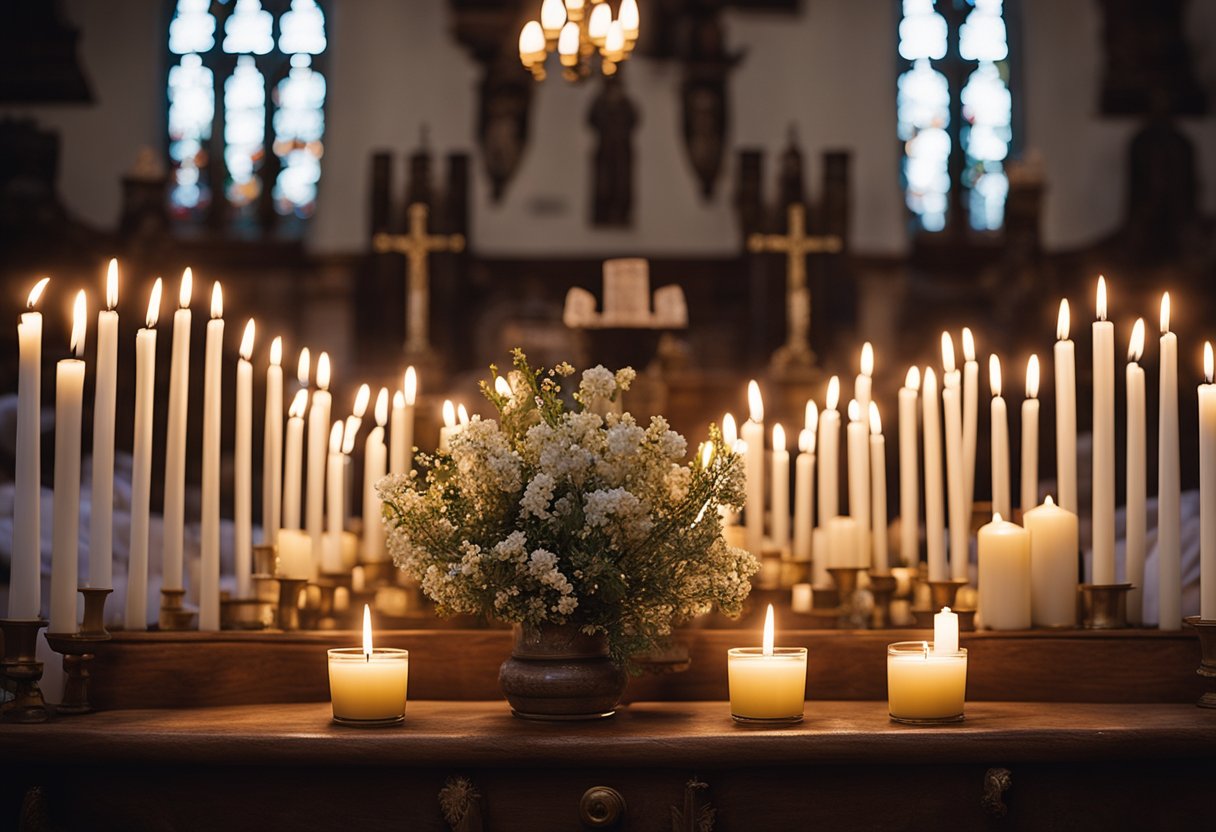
378, 350, 758, 668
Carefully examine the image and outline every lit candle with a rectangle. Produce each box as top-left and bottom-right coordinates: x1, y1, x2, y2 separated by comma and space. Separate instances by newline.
1092, 276, 1116, 585
1201, 342, 1216, 621
125, 279, 162, 630
328, 605, 410, 725
899, 367, 920, 568
49, 291, 88, 634
1021, 355, 1040, 514
199, 282, 224, 631
1054, 300, 1078, 515
793, 405, 817, 562
870, 402, 889, 575
961, 327, 979, 523
363, 388, 389, 565
923, 367, 947, 581
727, 604, 807, 724
742, 380, 766, 555
977, 512, 1031, 630
262, 336, 284, 546
390, 366, 417, 475
162, 269, 193, 595
307, 352, 333, 576
1158, 293, 1181, 630
10, 277, 49, 619
88, 259, 119, 590
770, 423, 790, 554
346, 384, 371, 521
324, 421, 345, 574
942, 334, 968, 582
887, 630, 967, 724
1126, 320, 1147, 623
846, 400, 870, 567
720, 413, 741, 527
282, 387, 308, 532
855, 341, 874, 413
438, 399, 457, 453
818, 376, 841, 523
989, 355, 1011, 520
1023, 496, 1078, 628
234, 319, 255, 599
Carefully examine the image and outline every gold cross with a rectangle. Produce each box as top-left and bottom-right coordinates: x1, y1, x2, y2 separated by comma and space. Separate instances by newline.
747, 203, 842, 367
373, 203, 466, 356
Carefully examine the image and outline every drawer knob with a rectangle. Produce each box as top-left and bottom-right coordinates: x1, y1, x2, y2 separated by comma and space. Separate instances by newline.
580, 786, 626, 828
982, 767, 1013, 818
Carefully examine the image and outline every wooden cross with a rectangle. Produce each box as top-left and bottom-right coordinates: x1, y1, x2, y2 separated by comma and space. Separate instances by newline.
747, 203, 842, 367
372, 203, 466, 356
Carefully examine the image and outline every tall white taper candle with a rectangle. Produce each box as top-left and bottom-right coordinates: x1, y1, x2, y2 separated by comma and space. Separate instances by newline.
10, 277, 49, 619
50, 292, 88, 634
125, 280, 161, 630
198, 283, 224, 631
88, 259, 119, 590
162, 269, 193, 593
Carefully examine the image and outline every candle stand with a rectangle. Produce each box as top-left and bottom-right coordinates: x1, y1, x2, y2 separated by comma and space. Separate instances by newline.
359, 560, 395, 586
1080, 583, 1132, 630
0, 618, 49, 723
812, 586, 839, 610
158, 589, 197, 631
275, 578, 308, 631
868, 574, 899, 628
1184, 617, 1216, 708
252, 544, 277, 577
912, 580, 976, 630
79, 587, 113, 637
827, 567, 865, 627
44, 588, 114, 715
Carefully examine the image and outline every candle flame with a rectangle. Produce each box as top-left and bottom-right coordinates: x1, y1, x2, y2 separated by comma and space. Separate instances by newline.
941, 332, 956, 373
905, 365, 920, 391
1096, 275, 1107, 321
297, 347, 311, 386
105, 258, 119, 310
494, 375, 512, 397
1206, 342, 1214, 385
70, 290, 87, 357
393, 390, 404, 410
799, 428, 815, 454
179, 268, 193, 309
442, 399, 456, 428
805, 399, 819, 435
1128, 318, 1145, 362
989, 354, 1002, 398
457, 403, 470, 425
26, 276, 50, 308
145, 278, 163, 328
1045, 495, 1055, 507
923, 366, 937, 391
762, 603, 775, 656
860, 341, 874, 377
270, 336, 282, 367
700, 440, 714, 469
747, 379, 764, 423
1057, 299, 1070, 341
1160, 292, 1171, 334
962, 327, 976, 363
1026, 354, 1040, 398
722, 413, 738, 445
847, 399, 861, 422
404, 366, 417, 405
869, 401, 882, 436
289, 388, 308, 418
316, 352, 331, 391
993, 511, 1004, 523
353, 383, 370, 419
343, 415, 360, 454
209, 282, 223, 319
826, 375, 840, 410
362, 604, 373, 657
329, 420, 343, 453
375, 387, 389, 427
239, 319, 255, 361
772, 422, 786, 452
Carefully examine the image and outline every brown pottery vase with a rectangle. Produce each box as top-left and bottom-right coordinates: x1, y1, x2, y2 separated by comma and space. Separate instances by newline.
498, 622, 627, 720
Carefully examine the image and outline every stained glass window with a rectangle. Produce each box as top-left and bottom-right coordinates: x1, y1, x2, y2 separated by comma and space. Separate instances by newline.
166, 0, 327, 227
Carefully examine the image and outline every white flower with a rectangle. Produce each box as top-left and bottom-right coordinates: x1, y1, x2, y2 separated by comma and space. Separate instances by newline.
520, 473, 556, 519
579, 365, 616, 401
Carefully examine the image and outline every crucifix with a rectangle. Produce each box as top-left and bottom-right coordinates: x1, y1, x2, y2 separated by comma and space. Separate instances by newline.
372, 202, 466, 357
747, 203, 842, 369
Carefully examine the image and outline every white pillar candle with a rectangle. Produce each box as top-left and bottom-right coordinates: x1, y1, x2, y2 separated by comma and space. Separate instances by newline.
989, 355, 1011, 521
1023, 496, 1078, 628
162, 269, 193, 593
846, 400, 870, 567
199, 283, 224, 631
977, 513, 1031, 630
1092, 276, 1116, 584
1126, 320, 1147, 623
1201, 342, 1216, 620
390, 366, 417, 475
942, 334, 968, 582
791, 582, 813, 613
306, 353, 332, 576
870, 402, 889, 575
262, 336, 283, 546
1054, 300, 1078, 515
1021, 355, 1040, 514
50, 292, 88, 634
10, 277, 49, 620
276, 529, 312, 580
961, 328, 979, 523
88, 259, 119, 590
818, 376, 841, 523
855, 341, 874, 413
1158, 293, 1181, 630
899, 367, 920, 568
742, 380, 766, 555
282, 388, 308, 532
324, 420, 345, 574
363, 388, 389, 563
234, 320, 255, 599
793, 418, 816, 562
770, 423, 790, 553
827, 515, 864, 568
923, 367, 947, 581
125, 280, 161, 630
934, 605, 958, 653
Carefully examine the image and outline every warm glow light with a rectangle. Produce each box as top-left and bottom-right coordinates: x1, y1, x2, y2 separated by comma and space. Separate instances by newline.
722, 413, 738, 446
700, 441, 714, 469
1026, 354, 1040, 398
557, 21, 579, 56
1206, 342, 1214, 385
145, 278, 163, 329
1096, 275, 1108, 321
1160, 292, 1171, 334
773, 423, 786, 452
993, 511, 1004, 524
392, 390, 404, 410
605, 19, 625, 53
924, 366, 937, 389
805, 400, 819, 435
457, 403, 470, 425
1057, 299, 1070, 341
619, 0, 639, 35
826, 376, 840, 410
442, 399, 456, 428
1128, 319, 1145, 363
747, 380, 764, 423
494, 375, 512, 397
375, 387, 389, 427
941, 332, 956, 373
540, 0, 566, 33
362, 604, 373, 657
847, 399, 861, 422
105, 258, 119, 310
989, 354, 1002, 397
404, 366, 418, 406
962, 327, 976, 363
179, 268, 193, 309
297, 348, 311, 386
26, 276, 50, 308
210, 282, 223, 319
353, 383, 370, 419
588, 2, 611, 40
1045, 495, 1055, 508
799, 428, 815, 454
329, 420, 343, 453
70, 290, 87, 357
762, 603, 775, 656
519, 20, 545, 58
905, 365, 921, 391
860, 342, 874, 377
342, 416, 359, 454
869, 401, 882, 436
239, 319, 255, 361
270, 336, 282, 367
289, 388, 308, 419
316, 352, 331, 391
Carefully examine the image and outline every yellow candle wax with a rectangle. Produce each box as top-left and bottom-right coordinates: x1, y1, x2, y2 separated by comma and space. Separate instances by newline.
328, 606, 408, 725
727, 604, 807, 724
887, 641, 967, 724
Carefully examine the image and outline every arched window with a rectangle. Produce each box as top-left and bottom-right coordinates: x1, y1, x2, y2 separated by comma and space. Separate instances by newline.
898, 0, 1014, 235
167, 0, 327, 232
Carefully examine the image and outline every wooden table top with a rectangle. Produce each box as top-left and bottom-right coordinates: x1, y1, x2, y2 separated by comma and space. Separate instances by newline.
6, 701, 1215, 767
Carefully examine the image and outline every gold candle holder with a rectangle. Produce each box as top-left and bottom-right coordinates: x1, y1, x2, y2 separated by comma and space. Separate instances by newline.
358, 560, 395, 586
158, 588, 197, 631
44, 630, 108, 715
1080, 583, 1132, 630
275, 577, 308, 631
827, 566, 865, 627
252, 543, 278, 577
1184, 617, 1216, 708
868, 574, 899, 628
0, 618, 49, 724
912, 579, 976, 630
78, 587, 113, 638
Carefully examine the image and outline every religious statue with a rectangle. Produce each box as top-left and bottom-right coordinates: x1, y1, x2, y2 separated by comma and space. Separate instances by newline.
478, 65, 531, 202
589, 76, 638, 227
679, 5, 740, 199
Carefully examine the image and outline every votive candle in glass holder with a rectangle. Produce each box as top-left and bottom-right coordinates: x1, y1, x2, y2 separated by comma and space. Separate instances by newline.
328, 605, 408, 726
887, 640, 968, 724
728, 604, 807, 724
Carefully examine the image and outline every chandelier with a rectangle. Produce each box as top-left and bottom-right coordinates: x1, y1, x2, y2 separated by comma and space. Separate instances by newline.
518, 0, 639, 82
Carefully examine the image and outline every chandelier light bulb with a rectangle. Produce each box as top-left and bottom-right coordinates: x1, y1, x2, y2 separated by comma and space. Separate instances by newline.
604, 19, 625, 59
588, 2, 611, 43
619, 0, 640, 39
540, 0, 566, 36
558, 21, 579, 64
519, 20, 545, 65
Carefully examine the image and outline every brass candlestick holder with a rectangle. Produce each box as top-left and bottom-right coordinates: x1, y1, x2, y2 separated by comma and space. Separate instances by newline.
275, 577, 308, 631
252, 544, 277, 576
868, 573, 899, 628
358, 560, 395, 586
0, 618, 49, 723
158, 588, 197, 630
45, 588, 113, 715
78, 587, 113, 637
912, 579, 976, 630
1080, 583, 1132, 629
1184, 617, 1216, 708
827, 567, 865, 627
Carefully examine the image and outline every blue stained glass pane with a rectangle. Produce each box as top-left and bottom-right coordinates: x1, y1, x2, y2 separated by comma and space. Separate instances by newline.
272, 57, 326, 216
960, 0, 1008, 62
223, 0, 274, 54
962, 61, 1011, 230
224, 55, 266, 208
169, 0, 215, 54
279, 0, 327, 54
899, 0, 947, 61
168, 53, 214, 215
898, 59, 951, 232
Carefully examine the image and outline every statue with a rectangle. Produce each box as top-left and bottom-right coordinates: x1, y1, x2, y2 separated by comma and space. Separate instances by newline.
589, 76, 638, 227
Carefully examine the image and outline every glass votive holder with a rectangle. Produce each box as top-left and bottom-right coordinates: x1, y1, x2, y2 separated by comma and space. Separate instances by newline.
887, 641, 967, 725
727, 647, 808, 725
327, 647, 409, 727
